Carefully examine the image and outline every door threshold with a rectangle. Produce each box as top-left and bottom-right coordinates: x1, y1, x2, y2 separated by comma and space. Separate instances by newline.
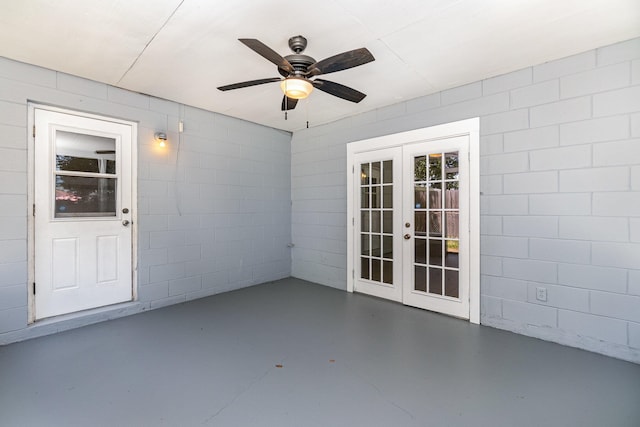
2, 301, 146, 345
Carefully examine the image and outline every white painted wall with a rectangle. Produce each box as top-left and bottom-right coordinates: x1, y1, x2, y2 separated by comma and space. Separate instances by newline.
0, 57, 292, 343
291, 38, 640, 363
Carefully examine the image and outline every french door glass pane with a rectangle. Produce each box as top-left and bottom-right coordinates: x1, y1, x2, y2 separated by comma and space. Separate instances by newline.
383, 211, 393, 234
415, 266, 427, 292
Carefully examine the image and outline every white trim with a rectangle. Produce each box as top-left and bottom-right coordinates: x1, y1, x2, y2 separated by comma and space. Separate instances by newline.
346, 118, 480, 324
27, 103, 138, 324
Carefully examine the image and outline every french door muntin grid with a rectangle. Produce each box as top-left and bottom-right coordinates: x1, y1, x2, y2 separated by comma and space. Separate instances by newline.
413, 151, 460, 299
360, 160, 394, 285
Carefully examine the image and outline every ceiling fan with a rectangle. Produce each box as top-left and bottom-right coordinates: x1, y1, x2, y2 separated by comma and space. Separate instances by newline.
217, 35, 375, 112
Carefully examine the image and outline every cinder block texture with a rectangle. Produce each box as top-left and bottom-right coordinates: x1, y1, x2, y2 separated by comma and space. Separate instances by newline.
0, 57, 292, 344
291, 37, 640, 363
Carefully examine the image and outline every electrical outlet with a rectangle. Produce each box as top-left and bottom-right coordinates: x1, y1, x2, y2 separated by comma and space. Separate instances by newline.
536, 287, 547, 302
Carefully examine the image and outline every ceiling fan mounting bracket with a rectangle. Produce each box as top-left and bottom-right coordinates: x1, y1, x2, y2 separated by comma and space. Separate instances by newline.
288, 35, 308, 54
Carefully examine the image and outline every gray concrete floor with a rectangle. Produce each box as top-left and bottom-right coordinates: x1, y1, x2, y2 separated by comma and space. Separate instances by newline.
1, 278, 639, 427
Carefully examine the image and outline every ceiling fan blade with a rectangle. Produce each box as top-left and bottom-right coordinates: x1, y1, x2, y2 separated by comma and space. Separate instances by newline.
308, 48, 374, 76
217, 77, 281, 91
312, 79, 366, 103
281, 96, 299, 111
239, 39, 294, 73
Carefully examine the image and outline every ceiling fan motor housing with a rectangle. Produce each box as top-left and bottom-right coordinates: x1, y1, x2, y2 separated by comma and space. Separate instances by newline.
278, 54, 315, 77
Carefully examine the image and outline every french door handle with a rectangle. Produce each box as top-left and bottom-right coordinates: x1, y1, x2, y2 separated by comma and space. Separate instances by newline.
404, 233, 411, 240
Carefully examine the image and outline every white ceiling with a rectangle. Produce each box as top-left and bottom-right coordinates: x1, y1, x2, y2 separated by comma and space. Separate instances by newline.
1, 0, 639, 132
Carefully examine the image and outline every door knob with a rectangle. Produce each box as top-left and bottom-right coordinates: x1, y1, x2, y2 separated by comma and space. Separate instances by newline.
404, 233, 411, 240
122, 220, 130, 226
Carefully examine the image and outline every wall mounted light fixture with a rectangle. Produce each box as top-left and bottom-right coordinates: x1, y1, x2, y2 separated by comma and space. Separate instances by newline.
155, 132, 167, 148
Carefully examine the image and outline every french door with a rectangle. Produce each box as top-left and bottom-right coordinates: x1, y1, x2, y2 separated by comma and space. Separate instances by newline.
348, 121, 478, 321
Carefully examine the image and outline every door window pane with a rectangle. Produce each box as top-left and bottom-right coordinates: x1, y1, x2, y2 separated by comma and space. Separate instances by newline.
428, 154, 442, 181
383, 261, 393, 284
429, 212, 442, 236
414, 184, 427, 209
361, 258, 370, 280
414, 238, 426, 265
360, 163, 370, 185
382, 186, 393, 208
445, 270, 459, 298
55, 176, 116, 218
429, 268, 443, 295
371, 211, 381, 233
415, 266, 427, 292
445, 240, 459, 268
56, 131, 116, 174
382, 235, 393, 259
444, 152, 458, 180
371, 162, 381, 184
371, 234, 381, 257
445, 181, 459, 209
371, 186, 381, 208
371, 259, 381, 282
428, 182, 441, 209
361, 211, 369, 232
414, 156, 426, 181
429, 239, 443, 266
361, 234, 370, 256
383, 211, 393, 234
383, 160, 393, 184
360, 188, 369, 208
415, 211, 426, 234
444, 212, 458, 238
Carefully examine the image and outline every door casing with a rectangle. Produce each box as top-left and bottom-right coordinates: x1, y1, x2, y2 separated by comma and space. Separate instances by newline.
346, 118, 480, 324
27, 103, 138, 324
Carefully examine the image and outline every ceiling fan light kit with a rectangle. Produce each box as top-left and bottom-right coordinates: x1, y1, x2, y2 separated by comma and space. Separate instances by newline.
280, 77, 313, 99
217, 35, 375, 115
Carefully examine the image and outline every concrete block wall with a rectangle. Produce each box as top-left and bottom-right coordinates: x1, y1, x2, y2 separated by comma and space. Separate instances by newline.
0, 57, 291, 343
291, 38, 640, 362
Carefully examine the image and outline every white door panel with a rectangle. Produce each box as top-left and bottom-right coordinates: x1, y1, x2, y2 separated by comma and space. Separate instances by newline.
34, 108, 133, 319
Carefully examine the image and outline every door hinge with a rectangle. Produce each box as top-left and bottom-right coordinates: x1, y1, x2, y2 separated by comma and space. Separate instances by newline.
33, 282, 36, 295
33, 125, 36, 138
352, 269, 355, 279
352, 217, 354, 226
33, 204, 35, 216
352, 165, 354, 174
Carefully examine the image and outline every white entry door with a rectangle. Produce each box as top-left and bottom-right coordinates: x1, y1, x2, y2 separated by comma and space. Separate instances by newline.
34, 108, 134, 320
348, 120, 478, 322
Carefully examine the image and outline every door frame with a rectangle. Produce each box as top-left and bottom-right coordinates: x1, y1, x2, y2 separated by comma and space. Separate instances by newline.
346, 118, 480, 324
27, 103, 138, 324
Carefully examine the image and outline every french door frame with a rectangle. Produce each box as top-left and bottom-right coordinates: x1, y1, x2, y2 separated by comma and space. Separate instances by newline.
346, 118, 480, 324
27, 103, 138, 324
